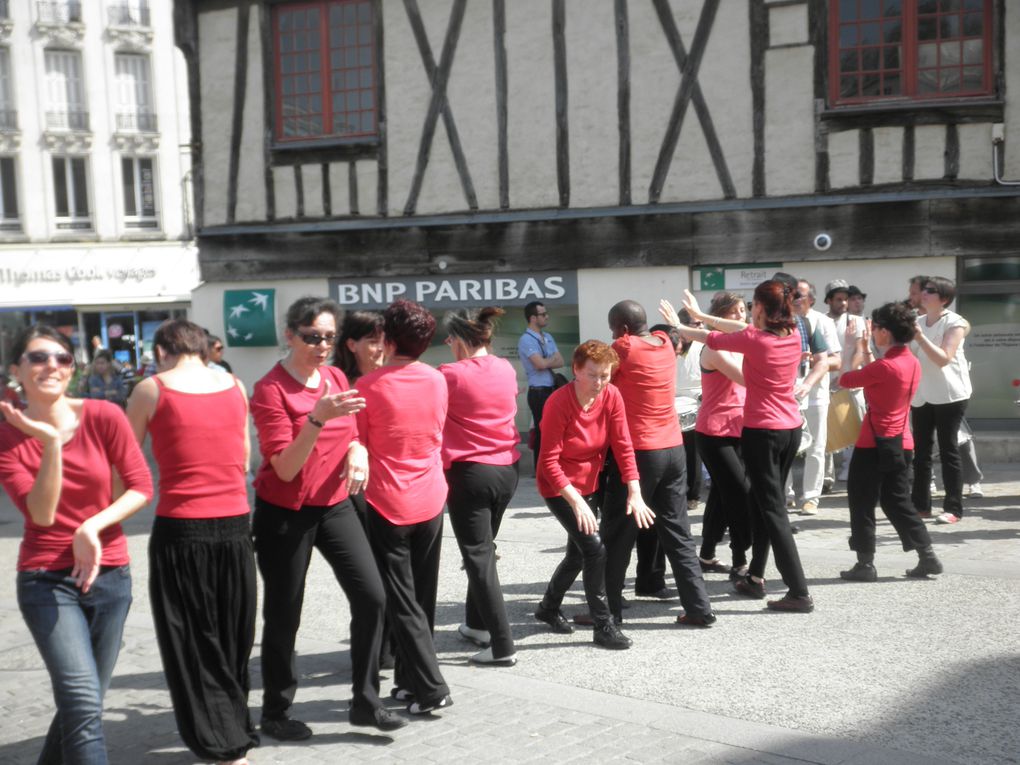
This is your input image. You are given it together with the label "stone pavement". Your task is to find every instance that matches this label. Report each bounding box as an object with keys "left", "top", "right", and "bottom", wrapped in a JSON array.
[{"left": 0, "top": 463, "right": 1017, "bottom": 764}]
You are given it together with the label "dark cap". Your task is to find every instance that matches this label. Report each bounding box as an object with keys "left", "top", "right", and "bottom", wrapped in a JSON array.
[{"left": 847, "top": 285, "right": 866, "bottom": 299}]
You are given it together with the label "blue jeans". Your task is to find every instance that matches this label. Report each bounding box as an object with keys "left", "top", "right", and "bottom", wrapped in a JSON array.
[{"left": 17, "top": 565, "right": 132, "bottom": 765}]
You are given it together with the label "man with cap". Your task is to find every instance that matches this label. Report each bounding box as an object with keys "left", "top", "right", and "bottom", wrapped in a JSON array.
[{"left": 847, "top": 285, "right": 866, "bottom": 317}]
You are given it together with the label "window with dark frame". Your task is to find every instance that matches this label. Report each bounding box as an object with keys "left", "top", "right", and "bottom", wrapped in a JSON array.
[
  {"left": 0, "top": 156, "right": 19, "bottom": 231},
  {"left": 121, "top": 155, "right": 158, "bottom": 229},
  {"left": 52, "top": 155, "right": 90, "bottom": 229},
  {"left": 272, "top": 0, "right": 377, "bottom": 143},
  {"left": 830, "top": 0, "right": 993, "bottom": 106}
]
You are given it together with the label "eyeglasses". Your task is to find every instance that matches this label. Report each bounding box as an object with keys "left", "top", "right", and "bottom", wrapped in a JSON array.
[
  {"left": 922, "top": 287, "right": 939, "bottom": 294},
  {"left": 297, "top": 332, "right": 337, "bottom": 347},
  {"left": 535, "top": 312, "right": 548, "bottom": 317},
  {"left": 23, "top": 350, "right": 75, "bottom": 367},
  {"left": 212, "top": 345, "right": 224, "bottom": 352}
]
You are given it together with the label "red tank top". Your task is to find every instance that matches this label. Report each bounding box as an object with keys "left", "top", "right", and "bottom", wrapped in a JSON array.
[
  {"left": 695, "top": 362, "right": 746, "bottom": 439},
  {"left": 149, "top": 377, "right": 250, "bottom": 519}
]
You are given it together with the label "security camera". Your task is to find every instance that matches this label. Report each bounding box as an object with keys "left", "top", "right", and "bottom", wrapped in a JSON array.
[{"left": 813, "top": 233, "right": 832, "bottom": 251}]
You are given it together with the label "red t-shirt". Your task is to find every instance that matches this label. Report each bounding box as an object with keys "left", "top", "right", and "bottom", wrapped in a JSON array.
[
  {"left": 536, "top": 383, "right": 639, "bottom": 498},
  {"left": 839, "top": 345, "right": 919, "bottom": 450},
  {"left": 251, "top": 364, "right": 357, "bottom": 510},
  {"left": 706, "top": 327, "right": 802, "bottom": 430},
  {"left": 611, "top": 332, "right": 684, "bottom": 451},
  {"left": 356, "top": 362, "right": 448, "bottom": 525},
  {"left": 439, "top": 355, "right": 520, "bottom": 469},
  {"left": 696, "top": 361, "right": 746, "bottom": 438},
  {"left": 0, "top": 400, "right": 153, "bottom": 571},
  {"left": 149, "top": 377, "right": 249, "bottom": 519}
]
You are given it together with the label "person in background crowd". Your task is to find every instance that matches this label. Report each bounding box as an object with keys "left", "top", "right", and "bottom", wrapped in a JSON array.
[
  {"left": 518, "top": 301, "right": 564, "bottom": 470},
  {"left": 440, "top": 307, "right": 520, "bottom": 666},
  {"left": 910, "top": 277, "right": 973, "bottom": 525},
  {"left": 207, "top": 335, "right": 232, "bottom": 374},
  {"left": 126, "top": 319, "right": 258, "bottom": 765},
  {"left": 824, "top": 280, "right": 866, "bottom": 485},
  {"left": 357, "top": 300, "right": 453, "bottom": 715},
  {"left": 0, "top": 325, "right": 153, "bottom": 764},
  {"left": 251, "top": 297, "right": 400, "bottom": 739},
  {"left": 838, "top": 303, "right": 943, "bottom": 582},
  {"left": 80, "top": 349, "right": 128, "bottom": 407},
  {"left": 534, "top": 340, "right": 654, "bottom": 649},
  {"left": 847, "top": 285, "right": 867, "bottom": 317},
  {"left": 674, "top": 308, "right": 705, "bottom": 509},
  {"left": 673, "top": 283, "right": 814, "bottom": 613},
  {"left": 602, "top": 301, "right": 715, "bottom": 628}
]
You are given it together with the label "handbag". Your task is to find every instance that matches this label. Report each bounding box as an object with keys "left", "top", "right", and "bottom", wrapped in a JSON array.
[
  {"left": 868, "top": 365, "right": 916, "bottom": 474},
  {"left": 553, "top": 372, "right": 570, "bottom": 390},
  {"left": 826, "top": 387, "right": 863, "bottom": 453}
]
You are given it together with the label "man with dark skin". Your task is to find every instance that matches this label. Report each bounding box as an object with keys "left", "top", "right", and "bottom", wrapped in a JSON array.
[{"left": 599, "top": 300, "right": 715, "bottom": 627}]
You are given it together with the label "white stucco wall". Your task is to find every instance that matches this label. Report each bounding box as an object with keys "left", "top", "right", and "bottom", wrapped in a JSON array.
[
  {"left": 763, "top": 46, "right": 815, "bottom": 196},
  {"left": 199, "top": 6, "right": 239, "bottom": 227},
  {"left": 576, "top": 266, "right": 691, "bottom": 343}
]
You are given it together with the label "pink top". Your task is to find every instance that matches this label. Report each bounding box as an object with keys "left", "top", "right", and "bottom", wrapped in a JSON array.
[
  {"left": 839, "top": 345, "right": 919, "bottom": 450},
  {"left": 706, "top": 327, "right": 802, "bottom": 430},
  {"left": 149, "top": 377, "right": 249, "bottom": 519},
  {"left": 536, "top": 383, "right": 639, "bottom": 498},
  {"left": 0, "top": 400, "right": 153, "bottom": 571},
  {"left": 251, "top": 364, "right": 357, "bottom": 510},
  {"left": 356, "top": 363, "right": 448, "bottom": 525},
  {"left": 696, "top": 361, "right": 746, "bottom": 438},
  {"left": 439, "top": 355, "right": 520, "bottom": 469},
  {"left": 611, "top": 332, "right": 684, "bottom": 451}
]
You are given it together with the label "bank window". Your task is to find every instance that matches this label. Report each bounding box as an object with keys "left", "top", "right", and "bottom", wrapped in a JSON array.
[
  {"left": 0, "top": 157, "right": 19, "bottom": 231},
  {"left": 830, "top": 0, "right": 993, "bottom": 105},
  {"left": 121, "top": 156, "right": 158, "bottom": 229},
  {"left": 271, "top": 0, "right": 377, "bottom": 143},
  {"left": 52, "top": 155, "right": 91, "bottom": 229}
]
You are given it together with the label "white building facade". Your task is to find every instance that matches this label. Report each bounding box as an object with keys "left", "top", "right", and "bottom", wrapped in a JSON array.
[{"left": 0, "top": 0, "right": 199, "bottom": 369}]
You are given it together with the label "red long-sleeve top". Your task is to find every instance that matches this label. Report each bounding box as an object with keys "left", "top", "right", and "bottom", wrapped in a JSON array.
[{"left": 839, "top": 345, "right": 919, "bottom": 449}]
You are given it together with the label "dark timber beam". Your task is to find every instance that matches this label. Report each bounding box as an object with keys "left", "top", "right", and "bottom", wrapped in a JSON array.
[
  {"left": 493, "top": 0, "right": 509, "bottom": 210},
  {"left": 552, "top": 0, "right": 569, "bottom": 208},
  {"left": 749, "top": 0, "right": 767, "bottom": 197},
  {"left": 226, "top": 1, "right": 250, "bottom": 224},
  {"left": 403, "top": 0, "right": 476, "bottom": 216},
  {"left": 614, "top": 0, "right": 631, "bottom": 206}
]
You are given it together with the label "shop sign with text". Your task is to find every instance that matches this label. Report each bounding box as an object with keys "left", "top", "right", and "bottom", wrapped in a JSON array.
[{"left": 329, "top": 272, "right": 577, "bottom": 310}]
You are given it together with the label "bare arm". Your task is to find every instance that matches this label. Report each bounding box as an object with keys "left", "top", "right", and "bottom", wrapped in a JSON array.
[
  {"left": 527, "top": 352, "right": 563, "bottom": 371},
  {"left": 702, "top": 347, "right": 745, "bottom": 386},
  {"left": 72, "top": 488, "right": 148, "bottom": 592},
  {"left": 914, "top": 325, "right": 965, "bottom": 368}
]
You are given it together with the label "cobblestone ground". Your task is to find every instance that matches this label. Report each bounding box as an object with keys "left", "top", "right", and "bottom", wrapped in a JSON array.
[{"left": 0, "top": 463, "right": 1016, "bottom": 765}]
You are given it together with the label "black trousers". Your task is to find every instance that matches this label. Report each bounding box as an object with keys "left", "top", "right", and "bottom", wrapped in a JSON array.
[
  {"left": 848, "top": 448, "right": 932, "bottom": 555},
  {"left": 633, "top": 527, "right": 666, "bottom": 593},
  {"left": 527, "top": 386, "right": 554, "bottom": 469},
  {"left": 602, "top": 446, "right": 712, "bottom": 620},
  {"left": 541, "top": 494, "right": 612, "bottom": 625},
  {"left": 911, "top": 400, "right": 968, "bottom": 518},
  {"left": 741, "top": 427, "right": 809, "bottom": 598},
  {"left": 253, "top": 497, "right": 386, "bottom": 719},
  {"left": 445, "top": 461, "right": 519, "bottom": 658},
  {"left": 366, "top": 509, "right": 450, "bottom": 706},
  {"left": 696, "top": 432, "right": 752, "bottom": 566},
  {"left": 685, "top": 434, "right": 703, "bottom": 502},
  {"left": 350, "top": 491, "right": 395, "bottom": 666},
  {"left": 149, "top": 515, "right": 259, "bottom": 762}
]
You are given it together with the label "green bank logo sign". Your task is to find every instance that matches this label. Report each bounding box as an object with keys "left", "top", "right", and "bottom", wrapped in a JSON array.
[{"left": 329, "top": 272, "right": 577, "bottom": 310}]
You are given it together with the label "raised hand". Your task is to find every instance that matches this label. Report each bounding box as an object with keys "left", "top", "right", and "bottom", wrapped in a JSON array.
[
  {"left": 680, "top": 288, "right": 704, "bottom": 321},
  {"left": 658, "top": 299, "right": 681, "bottom": 329},
  {"left": 0, "top": 402, "right": 60, "bottom": 443},
  {"left": 310, "top": 379, "right": 366, "bottom": 423}
]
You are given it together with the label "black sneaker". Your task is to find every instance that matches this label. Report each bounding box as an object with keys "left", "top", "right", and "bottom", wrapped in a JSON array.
[
  {"left": 840, "top": 562, "right": 878, "bottom": 582},
  {"left": 534, "top": 605, "right": 574, "bottom": 634},
  {"left": 593, "top": 621, "right": 632, "bottom": 650},
  {"left": 261, "top": 716, "right": 312, "bottom": 741},
  {"left": 349, "top": 705, "right": 407, "bottom": 731}
]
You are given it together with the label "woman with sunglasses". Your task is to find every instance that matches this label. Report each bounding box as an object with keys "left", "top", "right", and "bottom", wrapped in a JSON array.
[
  {"left": 667, "top": 282, "right": 813, "bottom": 613},
  {"left": 838, "top": 303, "right": 943, "bottom": 581},
  {"left": 0, "top": 325, "right": 152, "bottom": 763},
  {"left": 910, "top": 277, "right": 973, "bottom": 525},
  {"left": 125, "top": 319, "right": 258, "bottom": 765},
  {"left": 439, "top": 307, "right": 519, "bottom": 666},
  {"left": 250, "top": 297, "right": 402, "bottom": 739}
]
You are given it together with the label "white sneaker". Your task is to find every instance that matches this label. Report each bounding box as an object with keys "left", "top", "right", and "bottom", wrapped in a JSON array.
[
  {"left": 968, "top": 483, "right": 984, "bottom": 498},
  {"left": 929, "top": 479, "right": 938, "bottom": 496},
  {"left": 457, "top": 623, "right": 491, "bottom": 647},
  {"left": 468, "top": 647, "right": 517, "bottom": 667}
]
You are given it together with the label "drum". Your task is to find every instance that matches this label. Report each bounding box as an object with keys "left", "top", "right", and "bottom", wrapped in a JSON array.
[{"left": 674, "top": 395, "right": 700, "bottom": 432}]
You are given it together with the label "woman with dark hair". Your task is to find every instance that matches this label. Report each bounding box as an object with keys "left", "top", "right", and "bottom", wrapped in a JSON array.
[
  {"left": 910, "top": 276, "right": 973, "bottom": 525},
  {"left": 692, "top": 291, "right": 754, "bottom": 578},
  {"left": 667, "top": 282, "right": 813, "bottom": 612},
  {"left": 0, "top": 325, "right": 152, "bottom": 763},
  {"left": 838, "top": 303, "right": 943, "bottom": 581},
  {"left": 440, "top": 307, "right": 519, "bottom": 666},
  {"left": 336, "top": 310, "right": 385, "bottom": 384},
  {"left": 356, "top": 299, "right": 452, "bottom": 714},
  {"left": 126, "top": 319, "right": 258, "bottom": 764},
  {"left": 80, "top": 349, "right": 127, "bottom": 407},
  {"left": 250, "top": 297, "right": 401, "bottom": 739},
  {"left": 534, "top": 340, "right": 654, "bottom": 650}
]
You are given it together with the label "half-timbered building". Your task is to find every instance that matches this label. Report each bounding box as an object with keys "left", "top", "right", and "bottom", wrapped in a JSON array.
[{"left": 178, "top": 0, "right": 1020, "bottom": 424}]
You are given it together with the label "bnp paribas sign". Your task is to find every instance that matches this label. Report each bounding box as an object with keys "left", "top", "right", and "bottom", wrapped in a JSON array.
[{"left": 329, "top": 271, "right": 577, "bottom": 310}]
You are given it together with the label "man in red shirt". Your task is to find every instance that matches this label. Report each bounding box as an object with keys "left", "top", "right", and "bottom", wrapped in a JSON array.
[{"left": 601, "top": 300, "right": 715, "bottom": 626}]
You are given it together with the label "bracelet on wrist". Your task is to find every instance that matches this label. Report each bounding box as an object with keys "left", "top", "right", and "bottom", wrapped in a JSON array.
[{"left": 307, "top": 413, "right": 325, "bottom": 428}]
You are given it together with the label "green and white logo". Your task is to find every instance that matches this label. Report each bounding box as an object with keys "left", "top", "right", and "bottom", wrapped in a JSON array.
[{"left": 223, "top": 289, "right": 277, "bottom": 347}]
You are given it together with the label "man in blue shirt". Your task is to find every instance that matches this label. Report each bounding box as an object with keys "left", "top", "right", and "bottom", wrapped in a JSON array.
[{"left": 518, "top": 301, "right": 564, "bottom": 469}]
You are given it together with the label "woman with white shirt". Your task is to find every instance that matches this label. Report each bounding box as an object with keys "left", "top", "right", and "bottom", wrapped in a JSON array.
[{"left": 910, "top": 276, "right": 972, "bottom": 525}]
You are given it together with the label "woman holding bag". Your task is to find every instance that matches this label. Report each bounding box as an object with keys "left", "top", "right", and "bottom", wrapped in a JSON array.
[{"left": 838, "top": 303, "right": 943, "bottom": 581}]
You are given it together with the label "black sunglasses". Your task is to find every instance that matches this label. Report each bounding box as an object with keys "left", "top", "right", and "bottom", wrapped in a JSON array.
[
  {"left": 23, "top": 350, "right": 75, "bottom": 367},
  {"left": 922, "top": 286, "right": 939, "bottom": 294},
  {"left": 297, "top": 331, "right": 337, "bottom": 347}
]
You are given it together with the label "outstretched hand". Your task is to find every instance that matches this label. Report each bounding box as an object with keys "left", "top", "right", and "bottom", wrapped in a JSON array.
[
  {"left": 0, "top": 402, "right": 60, "bottom": 443},
  {"left": 310, "top": 379, "right": 366, "bottom": 424},
  {"left": 658, "top": 299, "right": 681, "bottom": 329},
  {"left": 680, "top": 289, "right": 703, "bottom": 321}
]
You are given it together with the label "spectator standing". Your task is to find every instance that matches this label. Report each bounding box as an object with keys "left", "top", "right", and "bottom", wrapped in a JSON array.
[
  {"left": 847, "top": 285, "right": 867, "bottom": 317},
  {"left": 518, "top": 301, "right": 564, "bottom": 470},
  {"left": 207, "top": 335, "right": 232, "bottom": 374},
  {"left": 824, "top": 280, "right": 865, "bottom": 484},
  {"left": 80, "top": 349, "right": 128, "bottom": 407}
]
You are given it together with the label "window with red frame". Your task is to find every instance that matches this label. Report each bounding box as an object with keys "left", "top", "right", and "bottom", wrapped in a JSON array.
[
  {"left": 272, "top": 0, "right": 377, "bottom": 142},
  {"left": 830, "top": 0, "right": 993, "bottom": 106}
]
